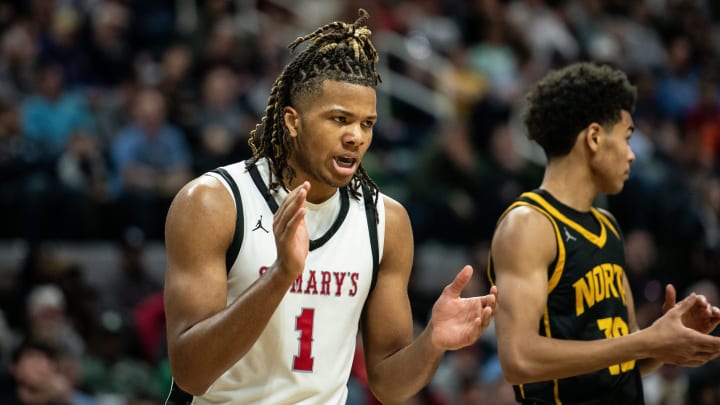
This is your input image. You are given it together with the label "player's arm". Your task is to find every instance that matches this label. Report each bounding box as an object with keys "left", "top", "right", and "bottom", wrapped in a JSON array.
[
  {"left": 164, "top": 176, "right": 309, "bottom": 395},
  {"left": 492, "top": 206, "right": 720, "bottom": 384},
  {"left": 361, "top": 196, "right": 495, "bottom": 404}
]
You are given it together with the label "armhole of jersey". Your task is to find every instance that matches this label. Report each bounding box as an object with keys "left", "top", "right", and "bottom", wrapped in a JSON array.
[
  {"left": 211, "top": 167, "right": 244, "bottom": 273},
  {"left": 362, "top": 185, "right": 380, "bottom": 293},
  {"left": 487, "top": 200, "right": 565, "bottom": 293},
  {"left": 165, "top": 380, "right": 193, "bottom": 405}
]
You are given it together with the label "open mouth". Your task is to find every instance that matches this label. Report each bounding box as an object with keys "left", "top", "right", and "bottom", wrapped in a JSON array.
[{"left": 335, "top": 156, "right": 356, "bottom": 168}]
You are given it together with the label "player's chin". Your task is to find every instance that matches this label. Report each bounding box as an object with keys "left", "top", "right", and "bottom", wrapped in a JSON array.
[{"left": 605, "top": 181, "right": 627, "bottom": 195}]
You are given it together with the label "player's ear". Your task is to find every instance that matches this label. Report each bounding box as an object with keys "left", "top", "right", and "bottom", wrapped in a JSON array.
[
  {"left": 284, "top": 106, "right": 300, "bottom": 138},
  {"left": 584, "top": 122, "right": 602, "bottom": 152}
]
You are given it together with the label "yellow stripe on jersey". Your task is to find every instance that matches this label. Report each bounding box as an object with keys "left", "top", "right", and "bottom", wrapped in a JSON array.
[
  {"left": 595, "top": 211, "right": 620, "bottom": 240},
  {"left": 487, "top": 201, "right": 566, "bottom": 293},
  {"left": 521, "top": 192, "right": 609, "bottom": 248}
]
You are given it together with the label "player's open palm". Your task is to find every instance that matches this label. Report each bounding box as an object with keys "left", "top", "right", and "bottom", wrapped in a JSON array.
[
  {"left": 273, "top": 182, "right": 310, "bottom": 278},
  {"left": 429, "top": 266, "right": 497, "bottom": 350}
]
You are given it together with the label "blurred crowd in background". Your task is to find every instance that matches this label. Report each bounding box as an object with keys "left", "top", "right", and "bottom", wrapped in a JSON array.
[{"left": 0, "top": 0, "right": 718, "bottom": 404}]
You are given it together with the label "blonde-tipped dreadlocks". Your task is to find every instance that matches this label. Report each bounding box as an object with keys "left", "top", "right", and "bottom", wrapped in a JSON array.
[{"left": 247, "top": 8, "right": 381, "bottom": 205}]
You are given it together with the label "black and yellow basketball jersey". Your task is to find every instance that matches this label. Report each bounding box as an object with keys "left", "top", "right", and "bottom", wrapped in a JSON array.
[{"left": 488, "top": 189, "right": 644, "bottom": 405}]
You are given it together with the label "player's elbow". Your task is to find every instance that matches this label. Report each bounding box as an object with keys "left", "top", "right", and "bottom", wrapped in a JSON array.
[
  {"left": 168, "top": 356, "right": 214, "bottom": 396},
  {"left": 498, "top": 351, "right": 542, "bottom": 385},
  {"left": 171, "top": 368, "right": 212, "bottom": 397},
  {"left": 366, "top": 373, "right": 413, "bottom": 404}
]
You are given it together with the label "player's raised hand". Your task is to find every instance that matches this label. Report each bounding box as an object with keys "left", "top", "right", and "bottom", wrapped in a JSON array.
[
  {"left": 662, "top": 284, "right": 720, "bottom": 335},
  {"left": 429, "top": 265, "right": 497, "bottom": 351},
  {"left": 272, "top": 181, "right": 310, "bottom": 279}
]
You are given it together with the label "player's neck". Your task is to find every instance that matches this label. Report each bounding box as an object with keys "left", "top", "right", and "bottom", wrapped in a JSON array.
[
  {"left": 540, "top": 158, "right": 597, "bottom": 212},
  {"left": 286, "top": 175, "right": 338, "bottom": 204}
]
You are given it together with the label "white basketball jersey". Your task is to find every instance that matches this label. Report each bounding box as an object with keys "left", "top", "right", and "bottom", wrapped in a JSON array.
[{"left": 180, "top": 158, "right": 385, "bottom": 405}]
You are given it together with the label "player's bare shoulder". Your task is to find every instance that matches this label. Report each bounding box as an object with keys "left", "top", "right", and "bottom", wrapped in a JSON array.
[
  {"left": 491, "top": 204, "right": 557, "bottom": 266},
  {"left": 380, "top": 194, "right": 411, "bottom": 236},
  {"left": 165, "top": 174, "right": 236, "bottom": 247}
]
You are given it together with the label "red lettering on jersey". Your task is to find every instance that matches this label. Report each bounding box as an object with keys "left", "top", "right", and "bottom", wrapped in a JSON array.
[
  {"left": 259, "top": 266, "right": 269, "bottom": 276},
  {"left": 304, "top": 270, "right": 319, "bottom": 295},
  {"left": 333, "top": 272, "right": 346, "bottom": 296},
  {"left": 320, "top": 271, "right": 332, "bottom": 296},
  {"left": 349, "top": 273, "right": 359, "bottom": 296},
  {"left": 290, "top": 274, "right": 303, "bottom": 293}
]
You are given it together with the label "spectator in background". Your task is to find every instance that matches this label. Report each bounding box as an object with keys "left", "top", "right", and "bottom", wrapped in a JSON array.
[
  {"left": 21, "top": 62, "right": 93, "bottom": 155},
  {"left": 81, "top": 311, "right": 159, "bottom": 404},
  {"left": 684, "top": 74, "right": 720, "bottom": 168},
  {"left": 157, "top": 43, "right": 197, "bottom": 138},
  {"left": 193, "top": 65, "right": 253, "bottom": 174},
  {"left": 38, "top": 6, "right": 89, "bottom": 89},
  {"left": 100, "top": 226, "right": 162, "bottom": 328},
  {"left": 110, "top": 87, "right": 192, "bottom": 238},
  {"left": 24, "top": 284, "right": 84, "bottom": 358},
  {"left": 0, "top": 24, "right": 37, "bottom": 104},
  {"left": 83, "top": 1, "right": 133, "bottom": 88},
  {"left": 0, "top": 340, "right": 95, "bottom": 405},
  {"left": 0, "top": 101, "right": 52, "bottom": 238},
  {"left": 55, "top": 129, "right": 111, "bottom": 237},
  {"left": 655, "top": 33, "right": 700, "bottom": 121},
  {"left": 18, "top": 60, "right": 103, "bottom": 239}
]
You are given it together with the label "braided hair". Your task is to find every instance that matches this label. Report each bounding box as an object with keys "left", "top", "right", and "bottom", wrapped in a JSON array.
[{"left": 247, "top": 9, "right": 381, "bottom": 205}]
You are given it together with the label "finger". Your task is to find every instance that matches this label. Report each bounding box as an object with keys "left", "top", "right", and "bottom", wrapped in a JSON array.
[
  {"left": 274, "top": 183, "right": 309, "bottom": 230},
  {"left": 671, "top": 293, "right": 700, "bottom": 316},
  {"left": 443, "top": 265, "right": 473, "bottom": 298},
  {"left": 277, "top": 181, "right": 309, "bottom": 215},
  {"left": 279, "top": 194, "right": 307, "bottom": 239},
  {"left": 480, "top": 291, "right": 497, "bottom": 310},
  {"left": 475, "top": 306, "right": 494, "bottom": 331},
  {"left": 663, "top": 284, "right": 677, "bottom": 314}
]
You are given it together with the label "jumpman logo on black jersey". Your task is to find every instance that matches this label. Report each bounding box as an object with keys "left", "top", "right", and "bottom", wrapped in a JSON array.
[
  {"left": 563, "top": 226, "right": 577, "bottom": 242},
  {"left": 252, "top": 215, "right": 269, "bottom": 233}
]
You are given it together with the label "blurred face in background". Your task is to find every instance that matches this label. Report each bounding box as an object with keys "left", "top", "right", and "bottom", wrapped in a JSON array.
[{"left": 133, "top": 89, "right": 167, "bottom": 134}]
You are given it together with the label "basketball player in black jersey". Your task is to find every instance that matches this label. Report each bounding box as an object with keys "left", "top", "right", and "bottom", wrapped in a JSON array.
[{"left": 488, "top": 62, "right": 720, "bottom": 404}]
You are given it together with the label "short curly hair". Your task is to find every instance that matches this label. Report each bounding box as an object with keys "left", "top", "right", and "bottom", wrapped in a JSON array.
[{"left": 523, "top": 62, "right": 637, "bottom": 158}]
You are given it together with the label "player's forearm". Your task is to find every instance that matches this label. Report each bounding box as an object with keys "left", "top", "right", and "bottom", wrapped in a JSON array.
[
  {"left": 499, "top": 329, "right": 653, "bottom": 384},
  {"left": 366, "top": 327, "right": 445, "bottom": 404},
  {"left": 169, "top": 265, "right": 296, "bottom": 394}
]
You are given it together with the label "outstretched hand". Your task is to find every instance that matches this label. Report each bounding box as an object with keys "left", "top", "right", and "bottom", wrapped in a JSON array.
[
  {"left": 429, "top": 266, "right": 497, "bottom": 351},
  {"left": 662, "top": 284, "right": 720, "bottom": 335}
]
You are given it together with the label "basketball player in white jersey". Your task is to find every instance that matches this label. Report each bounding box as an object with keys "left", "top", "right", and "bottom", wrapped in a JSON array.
[{"left": 162, "top": 9, "right": 498, "bottom": 405}]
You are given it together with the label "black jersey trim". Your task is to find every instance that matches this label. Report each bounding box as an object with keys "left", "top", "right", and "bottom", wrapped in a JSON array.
[
  {"left": 362, "top": 184, "right": 380, "bottom": 292},
  {"left": 308, "top": 187, "right": 350, "bottom": 251},
  {"left": 212, "top": 167, "right": 244, "bottom": 273},
  {"left": 249, "top": 163, "right": 279, "bottom": 212},
  {"left": 165, "top": 381, "right": 193, "bottom": 405},
  {"left": 248, "top": 163, "right": 352, "bottom": 251}
]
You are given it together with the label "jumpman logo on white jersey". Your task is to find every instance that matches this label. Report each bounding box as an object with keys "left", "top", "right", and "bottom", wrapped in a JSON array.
[{"left": 252, "top": 215, "right": 269, "bottom": 233}]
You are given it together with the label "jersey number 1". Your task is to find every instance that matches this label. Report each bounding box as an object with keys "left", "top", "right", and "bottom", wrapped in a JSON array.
[{"left": 293, "top": 308, "right": 315, "bottom": 372}]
